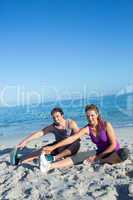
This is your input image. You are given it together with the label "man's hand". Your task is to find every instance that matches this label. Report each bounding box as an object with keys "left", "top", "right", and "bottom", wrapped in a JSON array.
[
  {"left": 42, "top": 146, "right": 55, "bottom": 155},
  {"left": 17, "top": 140, "right": 27, "bottom": 149}
]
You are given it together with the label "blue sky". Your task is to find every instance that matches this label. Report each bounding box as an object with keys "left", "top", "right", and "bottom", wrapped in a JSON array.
[{"left": 0, "top": 0, "right": 133, "bottom": 105}]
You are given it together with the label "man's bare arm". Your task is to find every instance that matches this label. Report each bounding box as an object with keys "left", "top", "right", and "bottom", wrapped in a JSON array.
[
  {"left": 70, "top": 120, "right": 80, "bottom": 133},
  {"left": 17, "top": 124, "right": 53, "bottom": 148}
]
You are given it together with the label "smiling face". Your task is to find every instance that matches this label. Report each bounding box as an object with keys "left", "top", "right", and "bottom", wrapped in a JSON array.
[
  {"left": 86, "top": 109, "right": 99, "bottom": 126},
  {"left": 52, "top": 111, "right": 64, "bottom": 125}
]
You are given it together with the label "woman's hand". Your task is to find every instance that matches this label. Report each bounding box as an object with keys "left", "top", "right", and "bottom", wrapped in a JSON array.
[
  {"left": 83, "top": 155, "right": 97, "bottom": 165},
  {"left": 42, "top": 146, "right": 55, "bottom": 155}
]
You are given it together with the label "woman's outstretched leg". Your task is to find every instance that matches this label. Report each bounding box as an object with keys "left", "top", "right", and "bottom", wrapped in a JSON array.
[{"left": 41, "top": 157, "right": 74, "bottom": 173}]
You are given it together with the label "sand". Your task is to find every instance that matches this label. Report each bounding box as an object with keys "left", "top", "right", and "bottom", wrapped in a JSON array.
[{"left": 0, "top": 127, "right": 133, "bottom": 200}]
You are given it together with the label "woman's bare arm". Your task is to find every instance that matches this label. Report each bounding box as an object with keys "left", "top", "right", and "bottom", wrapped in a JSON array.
[{"left": 42, "top": 126, "right": 88, "bottom": 154}]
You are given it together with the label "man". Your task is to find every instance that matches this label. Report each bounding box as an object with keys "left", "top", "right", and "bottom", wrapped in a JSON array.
[{"left": 17, "top": 107, "right": 80, "bottom": 163}]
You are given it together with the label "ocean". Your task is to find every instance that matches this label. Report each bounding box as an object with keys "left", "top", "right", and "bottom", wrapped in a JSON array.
[{"left": 0, "top": 93, "right": 133, "bottom": 142}]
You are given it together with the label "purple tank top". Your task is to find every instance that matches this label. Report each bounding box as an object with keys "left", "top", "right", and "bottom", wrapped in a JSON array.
[{"left": 88, "top": 125, "right": 120, "bottom": 153}]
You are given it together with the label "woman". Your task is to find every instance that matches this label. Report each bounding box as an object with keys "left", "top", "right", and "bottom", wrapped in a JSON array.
[{"left": 40, "top": 104, "right": 129, "bottom": 173}]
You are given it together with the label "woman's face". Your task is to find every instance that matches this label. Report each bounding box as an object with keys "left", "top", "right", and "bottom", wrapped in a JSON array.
[{"left": 86, "top": 109, "right": 98, "bottom": 125}]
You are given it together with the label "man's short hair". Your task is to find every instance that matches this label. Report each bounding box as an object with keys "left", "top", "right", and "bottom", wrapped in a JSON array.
[{"left": 51, "top": 107, "right": 64, "bottom": 116}]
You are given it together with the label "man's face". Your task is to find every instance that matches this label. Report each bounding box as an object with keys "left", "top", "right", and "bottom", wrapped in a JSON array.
[{"left": 52, "top": 112, "right": 64, "bottom": 125}]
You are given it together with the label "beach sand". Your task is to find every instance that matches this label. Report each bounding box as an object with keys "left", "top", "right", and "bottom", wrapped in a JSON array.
[{"left": 0, "top": 127, "right": 133, "bottom": 200}]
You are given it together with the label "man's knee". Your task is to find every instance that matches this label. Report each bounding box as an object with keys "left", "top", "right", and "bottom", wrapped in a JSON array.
[{"left": 67, "top": 141, "right": 80, "bottom": 155}]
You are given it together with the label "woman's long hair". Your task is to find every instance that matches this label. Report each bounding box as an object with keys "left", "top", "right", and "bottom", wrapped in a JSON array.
[{"left": 85, "top": 104, "right": 106, "bottom": 131}]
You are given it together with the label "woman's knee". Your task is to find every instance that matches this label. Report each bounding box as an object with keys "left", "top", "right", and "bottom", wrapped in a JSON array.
[{"left": 117, "top": 147, "right": 129, "bottom": 161}]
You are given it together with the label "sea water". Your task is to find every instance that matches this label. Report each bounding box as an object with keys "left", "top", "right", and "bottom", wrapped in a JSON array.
[{"left": 0, "top": 93, "right": 133, "bottom": 142}]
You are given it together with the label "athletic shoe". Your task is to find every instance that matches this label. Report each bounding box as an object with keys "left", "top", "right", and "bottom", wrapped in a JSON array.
[
  {"left": 46, "top": 154, "right": 54, "bottom": 162},
  {"left": 10, "top": 147, "right": 20, "bottom": 165},
  {"left": 39, "top": 154, "right": 51, "bottom": 173}
]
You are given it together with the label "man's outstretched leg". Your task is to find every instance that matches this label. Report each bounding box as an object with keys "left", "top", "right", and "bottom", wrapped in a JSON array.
[{"left": 20, "top": 148, "right": 42, "bottom": 163}]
